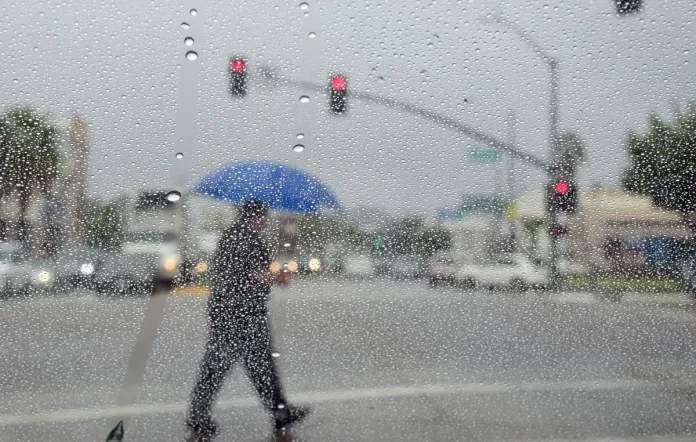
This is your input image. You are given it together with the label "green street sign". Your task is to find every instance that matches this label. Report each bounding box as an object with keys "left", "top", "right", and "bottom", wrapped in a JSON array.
[
  {"left": 470, "top": 150, "right": 502, "bottom": 162},
  {"left": 374, "top": 237, "right": 385, "bottom": 249}
]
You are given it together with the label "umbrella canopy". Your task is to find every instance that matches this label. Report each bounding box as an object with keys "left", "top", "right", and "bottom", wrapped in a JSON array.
[{"left": 195, "top": 161, "right": 341, "bottom": 215}]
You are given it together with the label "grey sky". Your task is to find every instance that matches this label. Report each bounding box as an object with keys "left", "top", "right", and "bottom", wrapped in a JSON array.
[{"left": 2, "top": 0, "right": 695, "bottom": 216}]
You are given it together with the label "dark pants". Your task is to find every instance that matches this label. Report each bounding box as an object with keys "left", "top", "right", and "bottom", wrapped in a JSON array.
[{"left": 188, "top": 305, "right": 286, "bottom": 422}]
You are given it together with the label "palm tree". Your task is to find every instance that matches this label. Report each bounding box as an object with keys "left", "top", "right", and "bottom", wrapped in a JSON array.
[{"left": 0, "top": 107, "right": 60, "bottom": 247}]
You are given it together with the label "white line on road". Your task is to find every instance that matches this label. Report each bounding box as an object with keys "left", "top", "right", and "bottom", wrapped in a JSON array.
[
  {"left": 526, "top": 437, "right": 696, "bottom": 442},
  {"left": 0, "top": 379, "right": 677, "bottom": 428}
]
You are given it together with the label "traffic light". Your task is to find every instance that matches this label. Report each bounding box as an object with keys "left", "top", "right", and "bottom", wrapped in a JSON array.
[
  {"left": 329, "top": 75, "right": 347, "bottom": 114},
  {"left": 546, "top": 180, "right": 578, "bottom": 213},
  {"left": 616, "top": 0, "right": 641, "bottom": 14},
  {"left": 229, "top": 57, "right": 247, "bottom": 96}
]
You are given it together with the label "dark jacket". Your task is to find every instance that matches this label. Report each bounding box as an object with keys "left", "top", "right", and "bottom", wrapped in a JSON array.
[{"left": 209, "top": 221, "right": 271, "bottom": 316}]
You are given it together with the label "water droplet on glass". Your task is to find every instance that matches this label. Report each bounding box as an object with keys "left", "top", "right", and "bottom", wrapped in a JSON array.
[
  {"left": 308, "top": 32, "right": 316, "bottom": 38},
  {"left": 190, "top": 9, "right": 197, "bottom": 16},
  {"left": 181, "top": 22, "right": 190, "bottom": 29},
  {"left": 186, "top": 51, "right": 198, "bottom": 61},
  {"left": 176, "top": 152, "right": 184, "bottom": 159},
  {"left": 277, "top": 403, "right": 286, "bottom": 409},
  {"left": 271, "top": 351, "right": 281, "bottom": 358},
  {"left": 282, "top": 263, "right": 289, "bottom": 272},
  {"left": 184, "top": 37, "right": 194, "bottom": 46},
  {"left": 166, "top": 191, "right": 181, "bottom": 202},
  {"left": 299, "top": 2, "right": 309, "bottom": 10},
  {"left": 299, "top": 96, "right": 309, "bottom": 103},
  {"left": 293, "top": 144, "right": 305, "bottom": 152},
  {"left": 304, "top": 11, "right": 309, "bottom": 17},
  {"left": 283, "top": 243, "right": 291, "bottom": 248},
  {"left": 296, "top": 133, "right": 304, "bottom": 139}
]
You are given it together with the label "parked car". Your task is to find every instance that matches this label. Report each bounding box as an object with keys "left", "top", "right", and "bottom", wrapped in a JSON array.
[
  {"left": 26, "top": 249, "right": 107, "bottom": 295},
  {"left": 342, "top": 254, "right": 375, "bottom": 279},
  {"left": 427, "top": 252, "right": 462, "bottom": 286},
  {"left": 457, "top": 253, "right": 550, "bottom": 290},
  {"left": 94, "top": 252, "right": 158, "bottom": 296},
  {"left": 382, "top": 255, "right": 425, "bottom": 279}
]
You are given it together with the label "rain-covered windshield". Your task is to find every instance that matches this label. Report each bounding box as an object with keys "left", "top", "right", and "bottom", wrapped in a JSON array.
[{"left": 1, "top": 0, "right": 696, "bottom": 441}]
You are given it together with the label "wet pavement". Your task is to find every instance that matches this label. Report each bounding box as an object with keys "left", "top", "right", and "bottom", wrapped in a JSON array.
[{"left": 1, "top": 279, "right": 695, "bottom": 441}]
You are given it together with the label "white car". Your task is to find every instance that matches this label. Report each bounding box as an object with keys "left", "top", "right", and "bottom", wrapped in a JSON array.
[
  {"left": 342, "top": 254, "right": 374, "bottom": 278},
  {"left": 427, "top": 253, "right": 463, "bottom": 286},
  {"left": 457, "top": 254, "right": 549, "bottom": 290}
]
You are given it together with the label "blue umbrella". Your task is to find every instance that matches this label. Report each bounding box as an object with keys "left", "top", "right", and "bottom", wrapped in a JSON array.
[{"left": 195, "top": 161, "right": 341, "bottom": 215}]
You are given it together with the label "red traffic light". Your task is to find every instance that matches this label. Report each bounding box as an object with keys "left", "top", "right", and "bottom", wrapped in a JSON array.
[
  {"left": 331, "top": 76, "right": 346, "bottom": 91},
  {"left": 554, "top": 181, "right": 570, "bottom": 195},
  {"left": 231, "top": 59, "right": 246, "bottom": 73}
]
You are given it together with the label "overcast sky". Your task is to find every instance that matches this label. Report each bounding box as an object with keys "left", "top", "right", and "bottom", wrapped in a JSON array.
[{"left": 1, "top": 0, "right": 695, "bottom": 216}]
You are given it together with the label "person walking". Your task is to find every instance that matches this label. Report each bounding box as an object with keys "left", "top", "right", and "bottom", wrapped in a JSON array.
[{"left": 186, "top": 200, "right": 309, "bottom": 438}]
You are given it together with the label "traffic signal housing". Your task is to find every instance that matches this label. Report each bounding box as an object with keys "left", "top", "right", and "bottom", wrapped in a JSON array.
[
  {"left": 616, "top": 0, "right": 641, "bottom": 14},
  {"left": 329, "top": 75, "right": 347, "bottom": 114},
  {"left": 229, "top": 57, "right": 247, "bottom": 96},
  {"left": 546, "top": 180, "right": 578, "bottom": 213}
]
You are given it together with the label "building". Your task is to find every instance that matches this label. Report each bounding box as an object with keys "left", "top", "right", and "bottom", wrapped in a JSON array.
[{"left": 513, "top": 188, "right": 691, "bottom": 275}]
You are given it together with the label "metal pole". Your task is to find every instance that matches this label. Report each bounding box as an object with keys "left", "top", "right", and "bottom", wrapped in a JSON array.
[{"left": 548, "top": 58, "right": 561, "bottom": 289}]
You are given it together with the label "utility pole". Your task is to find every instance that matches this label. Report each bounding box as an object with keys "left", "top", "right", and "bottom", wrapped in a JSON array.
[{"left": 506, "top": 111, "right": 517, "bottom": 203}]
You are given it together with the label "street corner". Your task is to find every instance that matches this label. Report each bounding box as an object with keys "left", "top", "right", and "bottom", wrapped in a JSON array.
[{"left": 170, "top": 285, "right": 211, "bottom": 297}]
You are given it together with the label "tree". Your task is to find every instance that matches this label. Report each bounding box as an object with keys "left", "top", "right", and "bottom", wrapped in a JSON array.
[
  {"left": 0, "top": 107, "right": 60, "bottom": 246},
  {"left": 622, "top": 104, "right": 696, "bottom": 222},
  {"left": 84, "top": 200, "right": 126, "bottom": 251},
  {"left": 622, "top": 105, "right": 696, "bottom": 294}
]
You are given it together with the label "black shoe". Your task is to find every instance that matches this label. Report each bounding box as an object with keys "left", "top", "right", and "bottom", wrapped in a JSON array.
[
  {"left": 186, "top": 417, "right": 218, "bottom": 438},
  {"left": 273, "top": 404, "right": 311, "bottom": 431}
]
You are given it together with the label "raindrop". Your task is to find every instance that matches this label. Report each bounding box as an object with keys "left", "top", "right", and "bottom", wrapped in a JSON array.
[
  {"left": 186, "top": 51, "right": 198, "bottom": 61},
  {"left": 166, "top": 191, "right": 181, "bottom": 202},
  {"left": 304, "top": 12, "right": 309, "bottom": 17},
  {"left": 181, "top": 22, "right": 190, "bottom": 29},
  {"left": 184, "top": 37, "right": 194, "bottom": 46},
  {"left": 176, "top": 152, "right": 184, "bottom": 159},
  {"left": 271, "top": 351, "right": 281, "bottom": 358},
  {"left": 283, "top": 243, "right": 291, "bottom": 247},
  {"left": 299, "top": 2, "right": 308, "bottom": 10},
  {"left": 277, "top": 403, "right": 286, "bottom": 409},
  {"left": 282, "top": 263, "right": 289, "bottom": 272},
  {"left": 293, "top": 144, "right": 305, "bottom": 153},
  {"left": 190, "top": 9, "right": 197, "bottom": 16},
  {"left": 296, "top": 133, "right": 304, "bottom": 139},
  {"left": 299, "top": 96, "right": 309, "bottom": 103},
  {"left": 308, "top": 32, "right": 316, "bottom": 38}
]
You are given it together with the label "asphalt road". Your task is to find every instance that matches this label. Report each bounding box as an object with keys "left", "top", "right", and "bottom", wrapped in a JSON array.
[{"left": 1, "top": 279, "right": 696, "bottom": 441}]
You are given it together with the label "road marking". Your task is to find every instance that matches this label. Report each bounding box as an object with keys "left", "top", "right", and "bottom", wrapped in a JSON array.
[
  {"left": 0, "top": 379, "right": 677, "bottom": 427},
  {"left": 550, "top": 292, "right": 597, "bottom": 304},
  {"left": 527, "top": 436, "right": 696, "bottom": 442}
]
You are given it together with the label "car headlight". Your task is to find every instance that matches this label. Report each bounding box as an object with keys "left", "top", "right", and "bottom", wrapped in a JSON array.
[
  {"left": 270, "top": 261, "right": 281, "bottom": 274},
  {"left": 80, "top": 263, "right": 94, "bottom": 275},
  {"left": 37, "top": 270, "right": 52, "bottom": 283},
  {"left": 195, "top": 261, "right": 208, "bottom": 273},
  {"left": 308, "top": 258, "right": 321, "bottom": 272},
  {"left": 162, "top": 258, "right": 178, "bottom": 272},
  {"left": 287, "top": 261, "right": 298, "bottom": 273}
]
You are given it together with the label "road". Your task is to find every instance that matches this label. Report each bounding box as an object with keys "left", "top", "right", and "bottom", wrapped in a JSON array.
[{"left": 1, "top": 279, "right": 695, "bottom": 441}]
